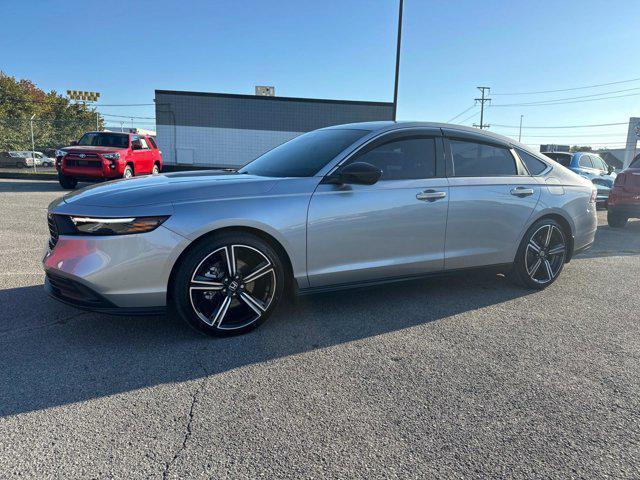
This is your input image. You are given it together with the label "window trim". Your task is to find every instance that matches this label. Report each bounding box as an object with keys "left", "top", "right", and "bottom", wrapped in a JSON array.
[
  {"left": 443, "top": 136, "right": 525, "bottom": 178},
  {"left": 326, "top": 128, "right": 446, "bottom": 180}
]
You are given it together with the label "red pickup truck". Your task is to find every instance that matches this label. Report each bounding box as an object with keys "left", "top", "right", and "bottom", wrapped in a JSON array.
[{"left": 55, "top": 131, "right": 163, "bottom": 189}]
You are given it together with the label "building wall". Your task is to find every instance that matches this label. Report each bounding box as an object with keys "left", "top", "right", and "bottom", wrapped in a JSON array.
[{"left": 155, "top": 90, "right": 394, "bottom": 167}]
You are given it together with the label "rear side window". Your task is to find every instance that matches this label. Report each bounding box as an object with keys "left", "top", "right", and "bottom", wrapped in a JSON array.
[
  {"left": 147, "top": 137, "right": 158, "bottom": 149},
  {"left": 578, "top": 155, "right": 593, "bottom": 168},
  {"left": 450, "top": 140, "right": 517, "bottom": 177},
  {"left": 516, "top": 148, "right": 548, "bottom": 175},
  {"left": 354, "top": 137, "right": 436, "bottom": 180}
]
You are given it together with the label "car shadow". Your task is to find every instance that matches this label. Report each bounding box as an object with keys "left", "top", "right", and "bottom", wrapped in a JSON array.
[
  {"left": 0, "top": 271, "right": 532, "bottom": 417},
  {"left": 0, "top": 179, "right": 90, "bottom": 193},
  {"left": 577, "top": 218, "right": 640, "bottom": 259}
]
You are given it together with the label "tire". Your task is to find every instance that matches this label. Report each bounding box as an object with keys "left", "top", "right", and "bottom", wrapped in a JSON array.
[
  {"left": 509, "top": 218, "right": 568, "bottom": 290},
  {"left": 172, "top": 232, "right": 285, "bottom": 336},
  {"left": 58, "top": 173, "right": 78, "bottom": 189},
  {"left": 16, "top": 161, "right": 24, "bottom": 169},
  {"left": 152, "top": 163, "right": 160, "bottom": 175},
  {"left": 123, "top": 165, "right": 134, "bottom": 179},
  {"left": 607, "top": 212, "right": 628, "bottom": 229}
]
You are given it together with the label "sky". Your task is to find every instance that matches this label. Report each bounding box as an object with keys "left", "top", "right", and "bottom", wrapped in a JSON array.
[{"left": 1, "top": 0, "right": 638, "bottom": 148}]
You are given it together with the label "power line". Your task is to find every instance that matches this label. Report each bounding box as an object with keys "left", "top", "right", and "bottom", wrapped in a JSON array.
[
  {"left": 447, "top": 105, "right": 476, "bottom": 123},
  {"left": 101, "top": 113, "right": 156, "bottom": 119},
  {"left": 491, "top": 121, "right": 628, "bottom": 129},
  {"left": 491, "top": 91, "right": 640, "bottom": 107},
  {"left": 458, "top": 110, "right": 480, "bottom": 124},
  {"left": 492, "top": 76, "right": 640, "bottom": 95}
]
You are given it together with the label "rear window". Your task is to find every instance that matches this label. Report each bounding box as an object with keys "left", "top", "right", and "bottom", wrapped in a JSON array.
[
  {"left": 450, "top": 140, "right": 517, "bottom": 177},
  {"left": 516, "top": 148, "right": 549, "bottom": 175},
  {"left": 542, "top": 152, "right": 572, "bottom": 167}
]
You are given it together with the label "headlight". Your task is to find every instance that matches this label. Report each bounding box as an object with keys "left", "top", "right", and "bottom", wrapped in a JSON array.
[
  {"left": 69, "top": 216, "right": 169, "bottom": 235},
  {"left": 55, "top": 149, "right": 68, "bottom": 157},
  {"left": 102, "top": 153, "right": 120, "bottom": 160}
]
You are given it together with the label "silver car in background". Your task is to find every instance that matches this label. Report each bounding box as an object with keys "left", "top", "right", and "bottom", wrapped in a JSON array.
[{"left": 44, "top": 122, "right": 598, "bottom": 335}]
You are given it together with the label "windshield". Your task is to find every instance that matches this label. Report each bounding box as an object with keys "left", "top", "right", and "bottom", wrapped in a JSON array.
[
  {"left": 542, "top": 152, "right": 572, "bottom": 167},
  {"left": 78, "top": 132, "right": 129, "bottom": 148},
  {"left": 238, "top": 129, "right": 370, "bottom": 177}
]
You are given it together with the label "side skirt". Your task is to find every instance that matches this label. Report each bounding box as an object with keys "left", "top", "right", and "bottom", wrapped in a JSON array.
[{"left": 297, "top": 263, "right": 513, "bottom": 296}]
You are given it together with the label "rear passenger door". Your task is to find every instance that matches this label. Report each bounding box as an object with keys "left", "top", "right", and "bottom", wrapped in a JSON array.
[{"left": 442, "top": 130, "right": 541, "bottom": 270}]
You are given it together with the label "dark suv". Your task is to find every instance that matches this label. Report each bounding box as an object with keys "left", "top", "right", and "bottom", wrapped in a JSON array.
[{"left": 56, "top": 131, "right": 163, "bottom": 189}]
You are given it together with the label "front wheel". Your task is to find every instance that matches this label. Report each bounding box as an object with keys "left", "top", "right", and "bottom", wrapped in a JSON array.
[
  {"left": 123, "top": 165, "right": 134, "bottom": 179},
  {"left": 172, "top": 232, "right": 285, "bottom": 336},
  {"left": 58, "top": 173, "right": 78, "bottom": 189},
  {"left": 607, "top": 212, "right": 628, "bottom": 229},
  {"left": 510, "top": 218, "right": 568, "bottom": 290}
]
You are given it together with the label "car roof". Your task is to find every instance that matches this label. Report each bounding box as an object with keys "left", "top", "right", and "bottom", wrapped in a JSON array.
[{"left": 323, "top": 121, "right": 528, "bottom": 148}]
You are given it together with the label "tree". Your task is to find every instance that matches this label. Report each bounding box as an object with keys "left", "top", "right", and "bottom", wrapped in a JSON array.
[
  {"left": 0, "top": 72, "right": 103, "bottom": 151},
  {"left": 570, "top": 145, "right": 593, "bottom": 153}
]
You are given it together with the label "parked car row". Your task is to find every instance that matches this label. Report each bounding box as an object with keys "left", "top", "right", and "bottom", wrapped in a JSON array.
[
  {"left": 55, "top": 131, "right": 163, "bottom": 189},
  {"left": 0, "top": 151, "right": 55, "bottom": 168},
  {"left": 541, "top": 151, "right": 616, "bottom": 209}
]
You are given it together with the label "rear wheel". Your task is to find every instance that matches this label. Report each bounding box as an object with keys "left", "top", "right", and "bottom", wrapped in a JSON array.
[
  {"left": 172, "top": 232, "right": 285, "bottom": 336},
  {"left": 123, "top": 165, "right": 134, "bottom": 179},
  {"left": 510, "top": 218, "right": 568, "bottom": 290},
  {"left": 15, "top": 161, "right": 24, "bottom": 169},
  {"left": 152, "top": 163, "right": 160, "bottom": 175},
  {"left": 607, "top": 212, "right": 628, "bottom": 228},
  {"left": 58, "top": 173, "right": 78, "bottom": 189}
]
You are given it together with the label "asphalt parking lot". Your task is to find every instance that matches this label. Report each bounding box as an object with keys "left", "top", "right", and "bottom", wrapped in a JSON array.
[{"left": 0, "top": 179, "right": 639, "bottom": 479}]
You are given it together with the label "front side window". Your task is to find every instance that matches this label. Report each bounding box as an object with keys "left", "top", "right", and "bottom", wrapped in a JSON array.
[
  {"left": 239, "top": 128, "right": 369, "bottom": 177},
  {"left": 516, "top": 148, "right": 548, "bottom": 175},
  {"left": 78, "top": 132, "right": 129, "bottom": 148},
  {"left": 350, "top": 137, "right": 436, "bottom": 180},
  {"left": 578, "top": 155, "right": 593, "bottom": 168},
  {"left": 591, "top": 156, "right": 607, "bottom": 171},
  {"left": 450, "top": 140, "right": 517, "bottom": 177}
]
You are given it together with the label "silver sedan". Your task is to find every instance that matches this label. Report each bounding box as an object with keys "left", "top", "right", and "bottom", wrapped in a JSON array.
[{"left": 44, "top": 122, "right": 598, "bottom": 335}]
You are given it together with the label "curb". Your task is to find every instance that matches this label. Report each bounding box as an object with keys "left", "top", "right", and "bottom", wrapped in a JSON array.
[{"left": 0, "top": 172, "right": 58, "bottom": 181}]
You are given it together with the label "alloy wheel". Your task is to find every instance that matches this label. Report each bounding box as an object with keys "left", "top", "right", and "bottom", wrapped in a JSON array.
[
  {"left": 524, "top": 224, "right": 566, "bottom": 285},
  {"left": 188, "top": 244, "right": 276, "bottom": 330}
]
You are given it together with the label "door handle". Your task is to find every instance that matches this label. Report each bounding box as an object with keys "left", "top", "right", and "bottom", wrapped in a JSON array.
[
  {"left": 510, "top": 187, "right": 535, "bottom": 197},
  {"left": 416, "top": 190, "right": 447, "bottom": 201}
]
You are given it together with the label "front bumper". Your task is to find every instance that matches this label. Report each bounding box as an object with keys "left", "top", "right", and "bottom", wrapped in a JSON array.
[{"left": 43, "top": 225, "right": 190, "bottom": 310}]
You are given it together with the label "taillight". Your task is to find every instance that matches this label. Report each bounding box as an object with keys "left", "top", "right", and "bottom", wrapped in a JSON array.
[{"left": 590, "top": 189, "right": 597, "bottom": 203}]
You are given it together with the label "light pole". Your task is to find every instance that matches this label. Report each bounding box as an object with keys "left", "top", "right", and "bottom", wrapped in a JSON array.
[
  {"left": 30, "top": 114, "right": 37, "bottom": 173},
  {"left": 392, "top": 0, "right": 403, "bottom": 121},
  {"left": 518, "top": 115, "right": 523, "bottom": 142}
]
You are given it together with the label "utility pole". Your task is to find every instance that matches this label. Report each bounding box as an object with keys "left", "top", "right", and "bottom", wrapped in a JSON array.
[
  {"left": 518, "top": 115, "right": 523, "bottom": 142},
  {"left": 96, "top": 112, "right": 100, "bottom": 131},
  {"left": 473, "top": 86, "right": 491, "bottom": 129},
  {"left": 30, "top": 114, "right": 37, "bottom": 173},
  {"left": 120, "top": 121, "right": 124, "bottom": 133},
  {"left": 392, "top": 0, "right": 403, "bottom": 121}
]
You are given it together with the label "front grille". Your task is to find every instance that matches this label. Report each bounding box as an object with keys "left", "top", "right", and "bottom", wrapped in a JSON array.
[
  {"left": 65, "top": 159, "right": 102, "bottom": 168},
  {"left": 47, "top": 214, "right": 59, "bottom": 249},
  {"left": 67, "top": 153, "right": 98, "bottom": 158}
]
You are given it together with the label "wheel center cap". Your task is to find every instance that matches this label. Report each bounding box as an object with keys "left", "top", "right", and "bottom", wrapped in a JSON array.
[{"left": 540, "top": 251, "right": 546, "bottom": 258}]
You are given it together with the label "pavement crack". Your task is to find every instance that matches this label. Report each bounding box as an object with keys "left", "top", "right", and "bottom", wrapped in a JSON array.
[{"left": 162, "top": 360, "right": 209, "bottom": 479}]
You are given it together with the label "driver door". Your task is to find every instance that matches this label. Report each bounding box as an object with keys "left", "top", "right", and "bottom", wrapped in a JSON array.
[{"left": 306, "top": 129, "right": 449, "bottom": 287}]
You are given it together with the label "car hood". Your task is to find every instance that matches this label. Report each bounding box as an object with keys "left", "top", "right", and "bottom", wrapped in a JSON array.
[
  {"left": 62, "top": 170, "right": 281, "bottom": 208},
  {"left": 61, "top": 146, "right": 126, "bottom": 154}
]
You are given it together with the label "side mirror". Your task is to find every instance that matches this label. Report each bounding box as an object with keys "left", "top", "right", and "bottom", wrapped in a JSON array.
[
  {"left": 70, "top": 140, "right": 78, "bottom": 146},
  {"left": 324, "top": 162, "right": 382, "bottom": 185},
  {"left": 607, "top": 165, "right": 615, "bottom": 174}
]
